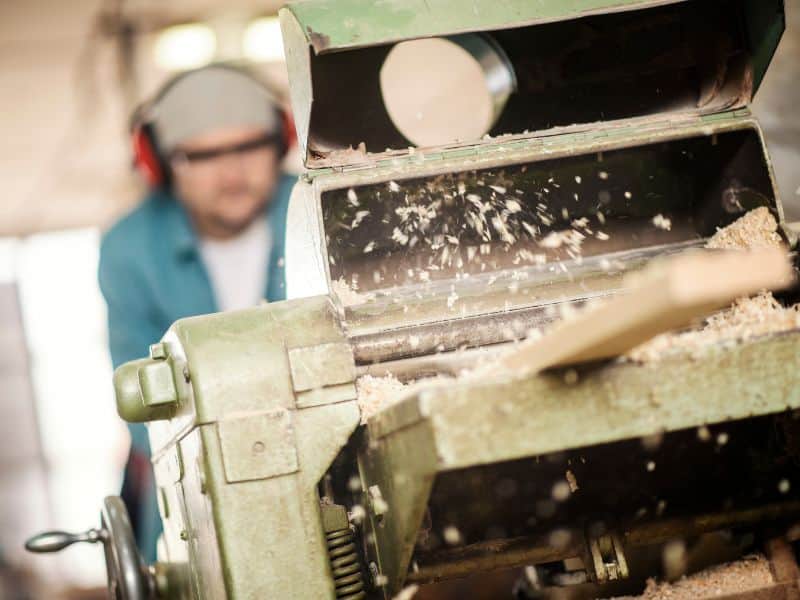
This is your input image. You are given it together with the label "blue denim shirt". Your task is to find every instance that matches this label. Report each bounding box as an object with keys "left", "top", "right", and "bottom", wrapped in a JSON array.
[{"left": 98, "top": 174, "right": 295, "bottom": 561}]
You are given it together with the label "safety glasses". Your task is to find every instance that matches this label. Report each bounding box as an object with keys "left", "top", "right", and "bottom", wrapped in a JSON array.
[{"left": 170, "top": 134, "right": 280, "bottom": 166}]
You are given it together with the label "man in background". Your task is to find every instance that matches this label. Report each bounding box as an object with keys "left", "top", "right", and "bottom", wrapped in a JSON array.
[{"left": 99, "top": 64, "right": 296, "bottom": 562}]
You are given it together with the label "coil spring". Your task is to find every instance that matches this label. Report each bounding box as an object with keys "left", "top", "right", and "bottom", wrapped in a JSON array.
[{"left": 326, "top": 526, "right": 367, "bottom": 600}]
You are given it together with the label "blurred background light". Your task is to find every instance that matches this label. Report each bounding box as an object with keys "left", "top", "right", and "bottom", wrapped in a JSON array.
[
  {"left": 0, "top": 229, "right": 126, "bottom": 590},
  {"left": 0, "top": 240, "right": 15, "bottom": 283},
  {"left": 243, "top": 16, "right": 284, "bottom": 62},
  {"left": 154, "top": 23, "right": 217, "bottom": 71}
]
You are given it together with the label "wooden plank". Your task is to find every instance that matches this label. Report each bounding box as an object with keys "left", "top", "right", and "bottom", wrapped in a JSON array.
[{"left": 486, "top": 248, "right": 794, "bottom": 377}]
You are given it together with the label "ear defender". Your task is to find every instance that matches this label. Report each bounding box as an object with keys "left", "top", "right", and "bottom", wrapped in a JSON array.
[
  {"left": 280, "top": 107, "right": 297, "bottom": 159},
  {"left": 131, "top": 122, "right": 169, "bottom": 188}
]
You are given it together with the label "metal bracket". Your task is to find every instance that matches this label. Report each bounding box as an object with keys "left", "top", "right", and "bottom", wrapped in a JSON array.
[
  {"left": 217, "top": 409, "right": 299, "bottom": 483},
  {"left": 288, "top": 342, "right": 357, "bottom": 408},
  {"left": 587, "top": 532, "right": 629, "bottom": 583},
  {"left": 138, "top": 361, "right": 178, "bottom": 408}
]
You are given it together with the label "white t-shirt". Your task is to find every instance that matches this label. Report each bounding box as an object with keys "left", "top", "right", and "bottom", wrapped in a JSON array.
[{"left": 198, "top": 218, "right": 271, "bottom": 312}]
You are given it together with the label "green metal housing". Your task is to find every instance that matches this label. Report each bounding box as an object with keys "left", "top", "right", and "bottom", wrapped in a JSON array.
[{"left": 280, "top": 0, "right": 785, "bottom": 168}]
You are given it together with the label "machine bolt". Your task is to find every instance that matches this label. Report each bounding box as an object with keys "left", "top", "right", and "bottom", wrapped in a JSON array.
[{"left": 179, "top": 530, "right": 188, "bottom": 541}]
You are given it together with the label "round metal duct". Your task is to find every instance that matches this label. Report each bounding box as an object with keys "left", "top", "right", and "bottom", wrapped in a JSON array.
[{"left": 379, "top": 33, "right": 516, "bottom": 148}]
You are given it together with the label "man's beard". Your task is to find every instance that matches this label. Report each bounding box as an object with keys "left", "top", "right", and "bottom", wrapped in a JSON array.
[{"left": 210, "top": 188, "right": 267, "bottom": 236}]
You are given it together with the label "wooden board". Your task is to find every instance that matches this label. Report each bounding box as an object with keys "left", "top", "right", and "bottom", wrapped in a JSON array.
[{"left": 485, "top": 248, "right": 795, "bottom": 377}]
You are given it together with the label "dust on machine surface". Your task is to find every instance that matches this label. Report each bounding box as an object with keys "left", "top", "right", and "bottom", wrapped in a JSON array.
[{"left": 25, "top": 1, "right": 800, "bottom": 599}]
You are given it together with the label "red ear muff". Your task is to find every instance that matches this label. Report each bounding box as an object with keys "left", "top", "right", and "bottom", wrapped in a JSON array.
[
  {"left": 132, "top": 123, "right": 166, "bottom": 187},
  {"left": 281, "top": 108, "right": 297, "bottom": 155}
]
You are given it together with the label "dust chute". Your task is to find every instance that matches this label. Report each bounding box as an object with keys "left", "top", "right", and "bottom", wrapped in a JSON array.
[{"left": 379, "top": 34, "right": 517, "bottom": 148}]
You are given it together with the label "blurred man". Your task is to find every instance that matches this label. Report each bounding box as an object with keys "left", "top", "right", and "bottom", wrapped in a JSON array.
[{"left": 98, "top": 65, "right": 296, "bottom": 561}]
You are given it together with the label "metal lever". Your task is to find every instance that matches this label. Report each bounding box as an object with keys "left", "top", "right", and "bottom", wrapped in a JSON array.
[{"left": 25, "top": 528, "right": 106, "bottom": 553}]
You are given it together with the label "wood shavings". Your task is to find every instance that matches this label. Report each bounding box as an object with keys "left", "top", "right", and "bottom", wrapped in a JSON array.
[
  {"left": 537, "top": 229, "right": 584, "bottom": 250},
  {"left": 347, "top": 188, "right": 359, "bottom": 206},
  {"left": 392, "top": 227, "right": 410, "bottom": 245},
  {"left": 706, "top": 206, "right": 783, "bottom": 250},
  {"left": 356, "top": 374, "right": 407, "bottom": 424},
  {"left": 442, "top": 525, "right": 462, "bottom": 545},
  {"left": 565, "top": 470, "right": 579, "bottom": 492},
  {"left": 652, "top": 214, "right": 672, "bottom": 231},
  {"left": 349, "top": 504, "right": 367, "bottom": 525},
  {"left": 627, "top": 292, "right": 800, "bottom": 362},
  {"left": 548, "top": 529, "right": 572, "bottom": 549},
  {"left": 446, "top": 288, "right": 459, "bottom": 309},
  {"left": 612, "top": 554, "right": 774, "bottom": 600},
  {"left": 350, "top": 210, "right": 370, "bottom": 228},
  {"left": 331, "top": 278, "right": 375, "bottom": 307},
  {"left": 551, "top": 480, "right": 571, "bottom": 501},
  {"left": 571, "top": 217, "right": 589, "bottom": 229}
]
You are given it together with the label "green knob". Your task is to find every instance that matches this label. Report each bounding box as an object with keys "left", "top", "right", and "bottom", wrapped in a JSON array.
[{"left": 114, "top": 358, "right": 179, "bottom": 423}]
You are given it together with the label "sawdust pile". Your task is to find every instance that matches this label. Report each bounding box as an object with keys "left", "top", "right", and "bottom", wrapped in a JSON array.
[
  {"left": 356, "top": 374, "right": 407, "bottom": 423},
  {"left": 628, "top": 208, "right": 797, "bottom": 362},
  {"left": 628, "top": 291, "right": 800, "bottom": 362},
  {"left": 706, "top": 206, "right": 783, "bottom": 250},
  {"left": 613, "top": 554, "right": 774, "bottom": 600}
]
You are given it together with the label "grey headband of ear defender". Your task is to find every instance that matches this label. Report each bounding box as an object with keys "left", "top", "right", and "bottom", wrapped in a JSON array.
[{"left": 150, "top": 66, "right": 281, "bottom": 155}]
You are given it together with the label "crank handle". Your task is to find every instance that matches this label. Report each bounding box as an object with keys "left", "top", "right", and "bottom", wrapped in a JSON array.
[{"left": 25, "top": 528, "right": 106, "bottom": 553}]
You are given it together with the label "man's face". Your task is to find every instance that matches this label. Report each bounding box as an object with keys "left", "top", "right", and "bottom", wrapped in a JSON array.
[{"left": 170, "top": 126, "right": 280, "bottom": 239}]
